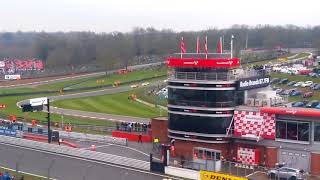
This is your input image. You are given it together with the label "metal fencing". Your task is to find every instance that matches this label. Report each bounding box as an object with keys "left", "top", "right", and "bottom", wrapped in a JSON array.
[{"left": 58, "top": 131, "right": 128, "bottom": 146}]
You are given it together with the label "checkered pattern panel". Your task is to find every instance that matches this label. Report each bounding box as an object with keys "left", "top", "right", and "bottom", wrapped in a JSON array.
[
  {"left": 233, "top": 110, "right": 275, "bottom": 140},
  {"left": 237, "top": 147, "right": 257, "bottom": 165}
]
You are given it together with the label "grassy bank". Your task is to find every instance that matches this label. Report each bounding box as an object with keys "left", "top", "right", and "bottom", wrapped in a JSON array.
[{"left": 52, "top": 89, "right": 166, "bottom": 118}]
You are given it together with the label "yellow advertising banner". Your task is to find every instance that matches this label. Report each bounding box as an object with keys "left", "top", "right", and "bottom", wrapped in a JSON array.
[{"left": 200, "top": 170, "right": 248, "bottom": 180}]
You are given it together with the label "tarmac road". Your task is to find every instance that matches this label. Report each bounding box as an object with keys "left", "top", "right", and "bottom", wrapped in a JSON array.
[
  {"left": 1, "top": 61, "right": 165, "bottom": 89},
  {"left": 0, "top": 143, "right": 179, "bottom": 180}
]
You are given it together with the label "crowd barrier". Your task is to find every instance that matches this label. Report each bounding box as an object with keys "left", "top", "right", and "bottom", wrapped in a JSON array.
[
  {"left": 59, "top": 131, "right": 128, "bottom": 146},
  {"left": 112, "top": 131, "right": 152, "bottom": 142},
  {"left": 0, "top": 135, "right": 150, "bottom": 171}
]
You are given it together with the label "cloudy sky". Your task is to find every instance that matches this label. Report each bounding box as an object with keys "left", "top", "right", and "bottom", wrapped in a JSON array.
[{"left": 0, "top": 0, "right": 319, "bottom": 32}]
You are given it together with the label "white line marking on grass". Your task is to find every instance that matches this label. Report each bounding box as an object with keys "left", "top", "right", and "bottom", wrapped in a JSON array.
[{"left": 0, "top": 165, "right": 58, "bottom": 180}]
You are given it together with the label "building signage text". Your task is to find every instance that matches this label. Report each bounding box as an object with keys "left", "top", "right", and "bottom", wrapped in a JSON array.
[{"left": 237, "top": 76, "right": 270, "bottom": 90}]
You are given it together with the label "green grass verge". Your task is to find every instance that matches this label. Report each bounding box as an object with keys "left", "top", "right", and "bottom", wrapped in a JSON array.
[
  {"left": 288, "top": 52, "right": 310, "bottom": 59},
  {"left": 36, "top": 75, "right": 101, "bottom": 91},
  {"left": 135, "top": 87, "right": 168, "bottom": 107},
  {"left": 243, "top": 53, "right": 309, "bottom": 67},
  {"left": 0, "top": 167, "right": 46, "bottom": 180},
  {"left": 0, "top": 92, "right": 116, "bottom": 126},
  {"left": 35, "top": 67, "right": 167, "bottom": 91},
  {"left": 52, "top": 89, "right": 167, "bottom": 118},
  {"left": 69, "top": 67, "right": 167, "bottom": 89}
]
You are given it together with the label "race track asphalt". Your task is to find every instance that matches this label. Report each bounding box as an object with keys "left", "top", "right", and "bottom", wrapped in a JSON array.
[
  {"left": 0, "top": 143, "right": 179, "bottom": 180},
  {"left": 1, "top": 62, "right": 164, "bottom": 89}
]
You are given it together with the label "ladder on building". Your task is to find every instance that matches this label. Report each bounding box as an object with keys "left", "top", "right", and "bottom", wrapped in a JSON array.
[{"left": 226, "top": 116, "right": 234, "bottom": 136}]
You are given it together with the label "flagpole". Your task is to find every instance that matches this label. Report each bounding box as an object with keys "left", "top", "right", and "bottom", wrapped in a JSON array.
[
  {"left": 220, "top": 37, "right": 223, "bottom": 54},
  {"left": 230, "top": 35, "right": 234, "bottom": 59},
  {"left": 205, "top": 36, "right": 208, "bottom": 59}
]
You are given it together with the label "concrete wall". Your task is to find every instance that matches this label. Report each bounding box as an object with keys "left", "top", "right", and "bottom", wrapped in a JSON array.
[{"left": 165, "top": 166, "right": 200, "bottom": 180}]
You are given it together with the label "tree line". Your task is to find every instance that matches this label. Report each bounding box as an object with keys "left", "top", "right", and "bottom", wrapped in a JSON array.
[{"left": 0, "top": 24, "right": 319, "bottom": 69}]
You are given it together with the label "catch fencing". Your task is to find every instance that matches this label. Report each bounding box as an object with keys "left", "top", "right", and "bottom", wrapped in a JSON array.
[{"left": 59, "top": 131, "right": 128, "bottom": 146}]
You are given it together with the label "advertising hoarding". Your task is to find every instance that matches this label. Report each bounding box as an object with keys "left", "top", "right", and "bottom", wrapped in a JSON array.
[
  {"left": 200, "top": 170, "right": 248, "bottom": 180},
  {"left": 29, "top": 97, "right": 48, "bottom": 106},
  {"left": 4, "top": 74, "right": 21, "bottom": 80},
  {"left": 167, "top": 58, "right": 240, "bottom": 68},
  {"left": 233, "top": 110, "right": 276, "bottom": 140}
]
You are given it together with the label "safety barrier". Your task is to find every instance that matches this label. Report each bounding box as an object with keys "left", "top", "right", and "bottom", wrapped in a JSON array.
[
  {"left": 165, "top": 166, "right": 200, "bottom": 180},
  {"left": 112, "top": 131, "right": 152, "bottom": 142},
  {"left": 0, "top": 128, "right": 17, "bottom": 137},
  {"left": 59, "top": 131, "right": 128, "bottom": 146},
  {"left": 0, "top": 135, "right": 150, "bottom": 171},
  {"left": 22, "top": 133, "right": 79, "bottom": 148}
]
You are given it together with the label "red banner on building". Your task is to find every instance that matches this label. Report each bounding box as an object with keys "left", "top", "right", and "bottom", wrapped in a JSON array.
[
  {"left": 167, "top": 58, "right": 240, "bottom": 68},
  {"left": 233, "top": 110, "right": 276, "bottom": 140},
  {"left": 237, "top": 147, "right": 259, "bottom": 166},
  {"left": 260, "top": 107, "right": 320, "bottom": 117}
]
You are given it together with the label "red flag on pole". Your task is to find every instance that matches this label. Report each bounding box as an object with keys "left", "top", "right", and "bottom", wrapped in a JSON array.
[
  {"left": 196, "top": 37, "right": 201, "bottom": 54},
  {"left": 204, "top": 36, "right": 208, "bottom": 54},
  {"left": 217, "top": 37, "right": 223, "bottom": 54},
  {"left": 180, "top": 37, "right": 186, "bottom": 54}
]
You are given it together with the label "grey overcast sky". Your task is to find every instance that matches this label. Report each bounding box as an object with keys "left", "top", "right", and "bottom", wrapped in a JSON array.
[{"left": 0, "top": 0, "right": 319, "bottom": 32}]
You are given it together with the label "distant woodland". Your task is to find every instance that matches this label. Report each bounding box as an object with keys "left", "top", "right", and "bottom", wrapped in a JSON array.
[{"left": 0, "top": 25, "right": 319, "bottom": 69}]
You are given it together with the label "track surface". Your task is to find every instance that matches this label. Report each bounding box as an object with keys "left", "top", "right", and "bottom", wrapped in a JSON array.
[{"left": 0, "top": 143, "right": 179, "bottom": 180}]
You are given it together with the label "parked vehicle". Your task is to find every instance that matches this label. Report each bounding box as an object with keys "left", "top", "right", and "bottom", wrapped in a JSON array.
[
  {"left": 292, "top": 101, "right": 305, "bottom": 107},
  {"left": 312, "top": 84, "right": 320, "bottom": 90},
  {"left": 141, "top": 82, "right": 150, "bottom": 86},
  {"left": 279, "top": 78, "right": 289, "bottom": 84},
  {"left": 280, "top": 90, "right": 290, "bottom": 96},
  {"left": 275, "top": 88, "right": 284, "bottom": 94},
  {"left": 306, "top": 100, "right": 320, "bottom": 108},
  {"left": 310, "top": 83, "right": 318, "bottom": 89},
  {"left": 303, "top": 91, "right": 313, "bottom": 98},
  {"left": 130, "top": 84, "right": 139, "bottom": 88},
  {"left": 315, "top": 104, "right": 320, "bottom": 109},
  {"left": 290, "top": 91, "right": 302, "bottom": 96},
  {"left": 267, "top": 167, "right": 307, "bottom": 180},
  {"left": 301, "top": 81, "right": 313, "bottom": 87},
  {"left": 293, "top": 81, "right": 304, "bottom": 87},
  {"left": 270, "top": 78, "right": 280, "bottom": 84},
  {"left": 287, "top": 81, "right": 297, "bottom": 86}
]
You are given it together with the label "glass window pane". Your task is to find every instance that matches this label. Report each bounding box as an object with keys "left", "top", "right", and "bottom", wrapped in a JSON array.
[
  {"left": 315, "top": 123, "right": 320, "bottom": 142},
  {"left": 206, "top": 151, "right": 212, "bottom": 160},
  {"left": 198, "top": 150, "right": 203, "bottom": 159},
  {"left": 276, "top": 121, "right": 287, "bottom": 139},
  {"left": 287, "top": 122, "right": 298, "bottom": 140},
  {"left": 298, "top": 123, "right": 310, "bottom": 141},
  {"left": 216, "top": 152, "right": 221, "bottom": 160}
]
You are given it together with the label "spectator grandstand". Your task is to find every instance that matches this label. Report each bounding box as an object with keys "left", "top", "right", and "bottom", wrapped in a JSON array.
[{"left": 0, "top": 58, "right": 44, "bottom": 74}]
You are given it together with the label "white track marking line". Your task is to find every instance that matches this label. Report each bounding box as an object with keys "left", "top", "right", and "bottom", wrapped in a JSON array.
[
  {"left": 246, "top": 171, "right": 266, "bottom": 177},
  {"left": 0, "top": 165, "right": 58, "bottom": 180}
]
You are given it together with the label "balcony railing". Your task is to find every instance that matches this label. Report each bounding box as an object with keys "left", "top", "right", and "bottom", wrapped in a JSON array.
[
  {"left": 169, "top": 69, "right": 268, "bottom": 81},
  {"left": 168, "top": 100, "right": 235, "bottom": 108}
]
